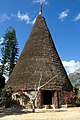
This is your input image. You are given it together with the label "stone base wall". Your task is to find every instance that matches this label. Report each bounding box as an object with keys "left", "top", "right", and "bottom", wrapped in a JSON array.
[{"left": 12, "top": 90, "right": 69, "bottom": 109}]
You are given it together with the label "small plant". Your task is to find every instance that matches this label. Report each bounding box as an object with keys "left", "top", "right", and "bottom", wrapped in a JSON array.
[
  {"left": 64, "top": 91, "right": 74, "bottom": 104},
  {"left": 64, "top": 87, "right": 80, "bottom": 107},
  {"left": 4, "top": 98, "right": 20, "bottom": 108},
  {"left": 1, "top": 90, "right": 20, "bottom": 108}
]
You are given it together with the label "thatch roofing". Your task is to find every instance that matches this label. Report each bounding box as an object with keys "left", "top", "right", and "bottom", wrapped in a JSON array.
[{"left": 6, "top": 14, "right": 73, "bottom": 91}]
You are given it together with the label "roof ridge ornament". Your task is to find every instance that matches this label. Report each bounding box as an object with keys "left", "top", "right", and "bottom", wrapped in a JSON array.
[{"left": 39, "top": 1, "right": 42, "bottom": 15}]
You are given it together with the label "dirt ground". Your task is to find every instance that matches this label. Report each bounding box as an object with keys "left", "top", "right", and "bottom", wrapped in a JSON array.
[{"left": 0, "top": 107, "right": 80, "bottom": 120}]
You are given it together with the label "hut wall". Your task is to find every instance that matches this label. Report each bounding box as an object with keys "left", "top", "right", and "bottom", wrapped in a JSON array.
[{"left": 12, "top": 90, "right": 73, "bottom": 109}]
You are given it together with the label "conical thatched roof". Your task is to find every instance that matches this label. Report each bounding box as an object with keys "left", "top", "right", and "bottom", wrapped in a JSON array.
[{"left": 6, "top": 14, "right": 73, "bottom": 91}]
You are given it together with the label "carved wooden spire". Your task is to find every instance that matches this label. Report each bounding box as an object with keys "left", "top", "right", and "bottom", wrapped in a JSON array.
[{"left": 39, "top": 2, "right": 42, "bottom": 15}]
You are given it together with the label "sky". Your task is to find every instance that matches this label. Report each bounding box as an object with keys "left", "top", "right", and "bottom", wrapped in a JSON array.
[{"left": 0, "top": 0, "right": 80, "bottom": 74}]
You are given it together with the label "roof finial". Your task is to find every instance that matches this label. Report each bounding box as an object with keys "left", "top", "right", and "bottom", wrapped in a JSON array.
[{"left": 39, "top": 1, "right": 42, "bottom": 15}]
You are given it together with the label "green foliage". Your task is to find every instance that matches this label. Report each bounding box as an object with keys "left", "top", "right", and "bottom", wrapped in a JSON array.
[
  {"left": 0, "top": 26, "right": 19, "bottom": 75},
  {"left": 67, "top": 87, "right": 80, "bottom": 107},
  {"left": 71, "top": 96, "right": 80, "bottom": 107},
  {"left": 0, "top": 90, "right": 20, "bottom": 108},
  {"left": 4, "top": 98, "right": 20, "bottom": 108},
  {"left": 0, "top": 88, "right": 6, "bottom": 107},
  {"left": 0, "top": 75, "right": 5, "bottom": 89},
  {"left": 78, "top": 90, "right": 80, "bottom": 95},
  {"left": 74, "top": 87, "right": 79, "bottom": 95}
]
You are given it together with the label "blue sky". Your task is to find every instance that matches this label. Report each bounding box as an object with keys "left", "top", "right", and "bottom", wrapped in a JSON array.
[{"left": 0, "top": 0, "right": 80, "bottom": 74}]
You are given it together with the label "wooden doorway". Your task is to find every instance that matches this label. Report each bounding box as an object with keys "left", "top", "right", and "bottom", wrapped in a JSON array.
[{"left": 43, "top": 90, "right": 52, "bottom": 105}]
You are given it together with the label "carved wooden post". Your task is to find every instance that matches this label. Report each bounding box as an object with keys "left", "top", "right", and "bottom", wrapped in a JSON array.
[
  {"left": 37, "top": 91, "right": 43, "bottom": 108},
  {"left": 53, "top": 91, "right": 59, "bottom": 109},
  {"left": 58, "top": 91, "right": 61, "bottom": 108}
]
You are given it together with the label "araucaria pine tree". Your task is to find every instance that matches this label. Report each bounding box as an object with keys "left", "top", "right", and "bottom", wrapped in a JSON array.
[{"left": 1, "top": 26, "right": 19, "bottom": 75}]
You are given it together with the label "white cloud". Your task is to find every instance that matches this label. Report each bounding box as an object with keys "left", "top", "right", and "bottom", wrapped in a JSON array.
[
  {"left": 0, "top": 12, "right": 36, "bottom": 25},
  {"left": 33, "top": 0, "right": 48, "bottom": 5},
  {"left": 17, "top": 11, "right": 36, "bottom": 24},
  {"left": 0, "top": 37, "right": 4, "bottom": 45},
  {"left": 74, "top": 13, "right": 80, "bottom": 21},
  {"left": 62, "top": 60, "right": 80, "bottom": 74},
  {"left": 17, "top": 11, "right": 30, "bottom": 24},
  {"left": 0, "top": 14, "right": 10, "bottom": 23},
  {"left": 59, "top": 9, "right": 69, "bottom": 21}
]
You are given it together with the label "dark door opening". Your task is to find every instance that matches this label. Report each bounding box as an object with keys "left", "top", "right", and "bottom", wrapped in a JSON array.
[{"left": 43, "top": 90, "right": 52, "bottom": 105}]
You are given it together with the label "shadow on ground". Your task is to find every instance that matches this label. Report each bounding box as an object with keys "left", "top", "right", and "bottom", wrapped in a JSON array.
[
  {"left": 0, "top": 107, "right": 32, "bottom": 118},
  {"left": 0, "top": 107, "right": 68, "bottom": 118}
]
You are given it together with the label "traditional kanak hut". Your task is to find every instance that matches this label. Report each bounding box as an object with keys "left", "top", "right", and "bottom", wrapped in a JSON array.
[{"left": 6, "top": 4, "right": 73, "bottom": 109}]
